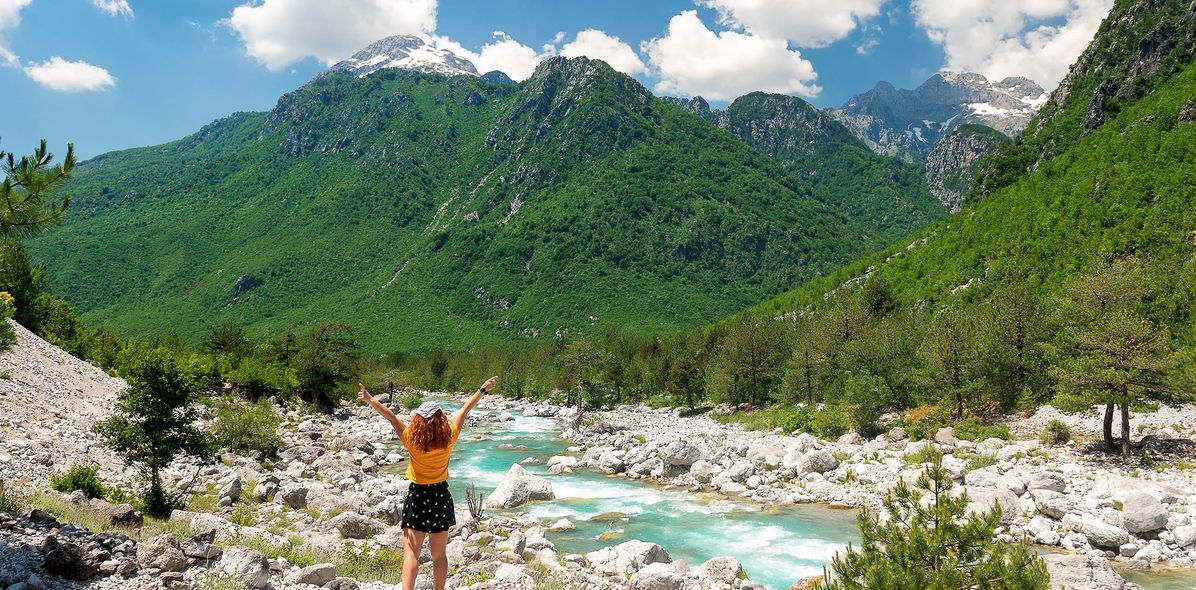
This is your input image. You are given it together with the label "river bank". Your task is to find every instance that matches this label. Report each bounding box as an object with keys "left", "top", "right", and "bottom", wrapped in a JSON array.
[{"left": 4, "top": 319, "right": 1196, "bottom": 589}]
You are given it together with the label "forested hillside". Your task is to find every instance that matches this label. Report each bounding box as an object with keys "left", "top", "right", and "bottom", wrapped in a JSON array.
[{"left": 28, "top": 57, "right": 939, "bottom": 352}]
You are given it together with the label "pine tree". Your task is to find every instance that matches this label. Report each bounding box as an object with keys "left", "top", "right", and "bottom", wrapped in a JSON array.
[
  {"left": 1047, "top": 259, "right": 1185, "bottom": 459},
  {"left": 562, "top": 337, "right": 596, "bottom": 429},
  {"left": 716, "top": 313, "right": 786, "bottom": 407},
  {"left": 919, "top": 307, "right": 980, "bottom": 419},
  {"left": 0, "top": 139, "right": 73, "bottom": 238},
  {"left": 821, "top": 457, "right": 1049, "bottom": 590}
]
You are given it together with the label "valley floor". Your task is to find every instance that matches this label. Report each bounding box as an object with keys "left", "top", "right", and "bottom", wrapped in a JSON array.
[{"left": 3, "top": 321, "right": 1196, "bottom": 589}]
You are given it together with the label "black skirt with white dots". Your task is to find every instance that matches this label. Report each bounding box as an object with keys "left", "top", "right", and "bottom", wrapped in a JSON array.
[{"left": 401, "top": 481, "right": 456, "bottom": 533}]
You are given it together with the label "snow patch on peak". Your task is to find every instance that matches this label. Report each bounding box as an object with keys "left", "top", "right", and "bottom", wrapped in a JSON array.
[{"left": 331, "top": 35, "right": 479, "bottom": 79}]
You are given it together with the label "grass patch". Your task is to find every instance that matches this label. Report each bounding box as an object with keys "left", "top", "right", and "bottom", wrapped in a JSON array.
[
  {"left": 228, "top": 532, "right": 320, "bottom": 568},
  {"left": 0, "top": 482, "right": 26, "bottom": 515},
  {"left": 28, "top": 493, "right": 115, "bottom": 533},
  {"left": 229, "top": 504, "right": 255, "bottom": 527},
  {"left": 336, "top": 543, "right": 404, "bottom": 584},
  {"left": 197, "top": 572, "right": 251, "bottom": 590}
]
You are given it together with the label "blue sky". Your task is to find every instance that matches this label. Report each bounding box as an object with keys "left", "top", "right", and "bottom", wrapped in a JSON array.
[{"left": 0, "top": 0, "right": 1112, "bottom": 159}]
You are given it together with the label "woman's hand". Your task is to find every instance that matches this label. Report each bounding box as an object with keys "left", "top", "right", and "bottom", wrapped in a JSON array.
[
  {"left": 357, "top": 383, "right": 372, "bottom": 403},
  {"left": 481, "top": 376, "right": 498, "bottom": 391}
]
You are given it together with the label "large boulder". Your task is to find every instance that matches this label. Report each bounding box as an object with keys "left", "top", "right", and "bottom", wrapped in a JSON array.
[
  {"left": 136, "top": 533, "right": 188, "bottom": 572},
  {"left": 689, "top": 460, "right": 714, "bottom": 483},
  {"left": 329, "top": 512, "right": 386, "bottom": 539},
  {"left": 1032, "top": 489, "right": 1072, "bottom": 519},
  {"left": 286, "top": 563, "right": 337, "bottom": 586},
  {"left": 1026, "top": 472, "right": 1066, "bottom": 493},
  {"left": 659, "top": 441, "right": 701, "bottom": 467},
  {"left": 696, "top": 556, "right": 743, "bottom": 585},
  {"left": 799, "top": 450, "right": 839, "bottom": 474},
  {"left": 1080, "top": 514, "right": 1131, "bottom": 548},
  {"left": 630, "top": 563, "right": 685, "bottom": 590},
  {"left": 585, "top": 540, "right": 671, "bottom": 575},
  {"left": 218, "top": 546, "right": 270, "bottom": 589},
  {"left": 966, "top": 488, "right": 1021, "bottom": 525},
  {"left": 934, "top": 427, "right": 957, "bottom": 446},
  {"left": 1041, "top": 554, "right": 1126, "bottom": 590},
  {"left": 1174, "top": 523, "right": 1196, "bottom": 548},
  {"left": 87, "top": 499, "right": 143, "bottom": 528},
  {"left": 43, "top": 542, "right": 98, "bottom": 580},
  {"left": 485, "top": 464, "right": 555, "bottom": 509},
  {"left": 1122, "top": 492, "right": 1169, "bottom": 534},
  {"left": 275, "top": 483, "right": 309, "bottom": 509}
]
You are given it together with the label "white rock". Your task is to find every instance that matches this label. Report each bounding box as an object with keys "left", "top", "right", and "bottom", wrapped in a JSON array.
[
  {"left": 1041, "top": 554, "right": 1126, "bottom": 590},
  {"left": 218, "top": 546, "right": 270, "bottom": 589},
  {"left": 485, "top": 464, "right": 555, "bottom": 509},
  {"left": 1122, "top": 492, "right": 1170, "bottom": 534}
]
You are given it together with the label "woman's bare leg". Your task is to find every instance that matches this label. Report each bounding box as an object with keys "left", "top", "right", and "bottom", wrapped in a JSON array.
[
  {"left": 402, "top": 528, "right": 426, "bottom": 590},
  {"left": 428, "top": 531, "right": 449, "bottom": 589}
]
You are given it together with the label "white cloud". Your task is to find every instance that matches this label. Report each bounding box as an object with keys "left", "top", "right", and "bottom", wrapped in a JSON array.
[
  {"left": 0, "top": 0, "right": 32, "bottom": 67},
  {"left": 433, "top": 32, "right": 551, "bottom": 81},
  {"left": 560, "top": 29, "right": 645, "bottom": 75},
  {"left": 24, "top": 56, "right": 116, "bottom": 92},
  {"left": 700, "top": 0, "right": 887, "bottom": 47},
  {"left": 643, "top": 10, "right": 820, "bottom": 101},
  {"left": 226, "top": 0, "right": 437, "bottom": 70},
  {"left": 92, "top": 0, "right": 133, "bottom": 18},
  {"left": 912, "top": 0, "right": 1114, "bottom": 88}
]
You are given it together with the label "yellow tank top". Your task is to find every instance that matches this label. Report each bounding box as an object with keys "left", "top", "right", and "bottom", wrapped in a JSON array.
[{"left": 402, "top": 423, "right": 461, "bottom": 484}]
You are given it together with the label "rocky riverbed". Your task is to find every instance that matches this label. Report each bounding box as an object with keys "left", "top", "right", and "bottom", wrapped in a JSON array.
[{"left": 3, "top": 320, "right": 1196, "bottom": 589}]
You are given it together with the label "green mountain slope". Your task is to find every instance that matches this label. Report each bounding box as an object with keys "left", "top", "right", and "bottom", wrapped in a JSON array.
[
  {"left": 756, "top": 0, "right": 1196, "bottom": 321},
  {"left": 28, "top": 57, "right": 912, "bottom": 353},
  {"left": 667, "top": 93, "right": 947, "bottom": 244},
  {"left": 971, "top": 0, "right": 1196, "bottom": 201}
]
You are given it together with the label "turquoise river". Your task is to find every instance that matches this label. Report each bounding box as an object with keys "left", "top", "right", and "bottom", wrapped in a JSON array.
[{"left": 388, "top": 399, "right": 1196, "bottom": 590}]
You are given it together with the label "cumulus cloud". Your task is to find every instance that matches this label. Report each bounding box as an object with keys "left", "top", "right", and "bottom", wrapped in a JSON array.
[
  {"left": 700, "top": 0, "right": 886, "bottom": 47},
  {"left": 24, "top": 56, "right": 117, "bottom": 92},
  {"left": 0, "top": 0, "right": 32, "bottom": 67},
  {"left": 92, "top": 0, "right": 133, "bottom": 18},
  {"left": 226, "top": 0, "right": 437, "bottom": 70},
  {"left": 559, "top": 29, "right": 645, "bottom": 75},
  {"left": 433, "top": 32, "right": 551, "bottom": 81},
  {"left": 912, "top": 0, "right": 1114, "bottom": 88},
  {"left": 643, "top": 10, "right": 820, "bottom": 101}
]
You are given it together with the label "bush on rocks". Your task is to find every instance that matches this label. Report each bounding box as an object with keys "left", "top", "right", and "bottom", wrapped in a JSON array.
[
  {"left": 1041, "top": 419, "right": 1071, "bottom": 445},
  {"left": 212, "top": 398, "right": 284, "bottom": 455},
  {"left": 49, "top": 463, "right": 107, "bottom": 500}
]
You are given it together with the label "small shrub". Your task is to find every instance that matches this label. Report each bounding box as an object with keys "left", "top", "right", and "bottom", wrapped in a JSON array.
[
  {"left": 0, "top": 291, "right": 16, "bottom": 345},
  {"left": 212, "top": 398, "right": 284, "bottom": 455},
  {"left": 337, "top": 543, "right": 404, "bottom": 584},
  {"left": 0, "top": 371, "right": 10, "bottom": 379},
  {"left": 400, "top": 392, "right": 422, "bottom": 411},
  {"left": 229, "top": 504, "right": 255, "bottom": 527},
  {"left": 1041, "top": 420, "right": 1071, "bottom": 445},
  {"left": 903, "top": 446, "right": 943, "bottom": 466},
  {"left": 49, "top": 463, "right": 107, "bottom": 499},
  {"left": 965, "top": 455, "right": 998, "bottom": 472}
]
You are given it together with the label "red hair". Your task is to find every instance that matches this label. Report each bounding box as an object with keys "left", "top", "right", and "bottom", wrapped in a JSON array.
[{"left": 406, "top": 412, "right": 452, "bottom": 452}]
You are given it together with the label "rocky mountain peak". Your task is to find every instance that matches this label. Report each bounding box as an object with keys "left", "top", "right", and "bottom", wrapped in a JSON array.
[
  {"left": 330, "top": 35, "right": 479, "bottom": 78},
  {"left": 829, "top": 71, "right": 1046, "bottom": 161}
]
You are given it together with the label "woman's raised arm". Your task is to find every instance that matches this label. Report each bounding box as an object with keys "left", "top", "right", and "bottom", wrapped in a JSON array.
[
  {"left": 453, "top": 376, "right": 497, "bottom": 432},
  {"left": 358, "top": 383, "right": 406, "bottom": 437}
]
